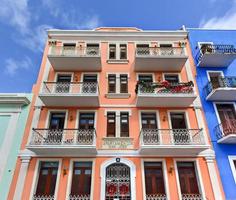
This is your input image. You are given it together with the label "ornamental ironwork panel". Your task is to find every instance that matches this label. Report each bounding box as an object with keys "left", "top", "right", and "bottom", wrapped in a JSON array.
[
  {"left": 32, "top": 195, "right": 55, "bottom": 200},
  {"left": 181, "top": 194, "right": 203, "bottom": 200},
  {"left": 105, "top": 163, "right": 131, "bottom": 200},
  {"left": 136, "top": 47, "right": 185, "bottom": 57},
  {"left": 69, "top": 194, "right": 90, "bottom": 200},
  {"left": 146, "top": 194, "right": 167, "bottom": 200}
]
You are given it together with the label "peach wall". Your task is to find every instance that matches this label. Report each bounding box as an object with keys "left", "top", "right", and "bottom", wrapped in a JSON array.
[{"left": 17, "top": 157, "right": 217, "bottom": 200}]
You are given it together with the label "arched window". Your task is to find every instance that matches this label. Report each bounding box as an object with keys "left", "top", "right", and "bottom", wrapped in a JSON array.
[{"left": 105, "top": 163, "right": 131, "bottom": 200}]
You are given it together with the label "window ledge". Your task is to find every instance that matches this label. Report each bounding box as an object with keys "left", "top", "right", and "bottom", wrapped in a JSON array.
[
  {"left": 107, "top": 59, "right": 129, "bottom": 64},
  {"left": 105, "top": 93, "right": 131, "bottom": 99}
]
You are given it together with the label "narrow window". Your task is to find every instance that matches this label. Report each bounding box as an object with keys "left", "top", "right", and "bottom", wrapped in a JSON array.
[
  {"left": 82, "top": 74, "right": 97, "bottom": 93},
  {"left": 70, "top": 162, "right": 92, "bottom": 198},
  {"left": 120, "top": 44, "right": 127, "bottom": 59},
  {"left": 107, "top": 112, "right": 116, "bottom": 137},
  {"left": 108, "top": 74, "right": 116, "bottom": 93},
  {"left": 49, "top": 112, "right": 66, "bottom": 130},
  {"left": 120, "top": 74, "right": 128, "bottom": 93},
  {"left": 86, "top": 43, "right": 99, "bottom": 55},
  {"left": 177, "top": 162, "right": 200, "bottom": 196},
  {"left": 144, "top": 162, "right": 166, "bottom": 196},
  {"left": 136, "top": 44, "right": 149, "bottom": 55},
  {"left": 208, "top": 72, "right": 223, "bottom": 89},
  {"left": 109, "top": 44, "right": 116, "bottom": 59},
  {"left": 120, "top": 112, "right": 129, "bottom": 137},
  {"left": 63, "top": 43, "right": 76, "bottom": 55},
  {"left": 34, "top": 161, "right": 59, "bottom": 198}
]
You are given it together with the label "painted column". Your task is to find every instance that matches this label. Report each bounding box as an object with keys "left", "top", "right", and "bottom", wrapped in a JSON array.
[
  {"left": 13, "top": 155, "right": 31, "bottom": 200},
  {"left": 205, "top": 152, "right": 224, "bottom": 200}
]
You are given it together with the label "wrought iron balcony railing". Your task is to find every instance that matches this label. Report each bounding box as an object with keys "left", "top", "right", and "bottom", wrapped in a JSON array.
[
  {"left": 33, "top": 195, "right": 55, "bottom": 200},
  {"left": 146, "top": 194, "right": 167, "bottom": 200},
  {"left": 196, "top": 44, "right": 236, "bottom": 65},
  {"left": 135, "top": 81, "right": 194, "bottom": 95},
  {"left": 49, "top": 46, "right": 100, "bottom": 57},
  {"left": 215, "top": 119, "right": 236, "bottom": 140},
  {"left": 181, "top": 194, "right": 203, "bottom": 200},
  {"left": 136, "top": 47, "right": 185, "bottom": 57},
  {"left": 204, "top": 76, "right": 236, "bottom": 97},
  {"left": 29, "top": 129, "right": 96, "bottom": 146},
  {"left": 41, "top": 82, "right": 99, "bottom": 95},
  {"left": 140, "top": 129, "right": 205, "bottom": 146},
  {"left": 69, "top": 194, "right": 90, "bottom": 200}
]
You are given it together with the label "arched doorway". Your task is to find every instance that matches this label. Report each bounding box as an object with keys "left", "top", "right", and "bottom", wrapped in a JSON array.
[
  {"left": 105, "top": 163, "right": 131, "bottom": 200},
  {"left": 100, "top": 158, "right": 136, "bottom": 200}
]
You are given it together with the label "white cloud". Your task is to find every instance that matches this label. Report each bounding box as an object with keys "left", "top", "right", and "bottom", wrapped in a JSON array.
[
  {"left": 0, "top": 0, "right": 30, "bottom": 33},
  {"left": 200, "top": 2, "right": 236, "bottom": 29},
  {"left": 4, "top": 57, "right": 32, "bottom": 76}
]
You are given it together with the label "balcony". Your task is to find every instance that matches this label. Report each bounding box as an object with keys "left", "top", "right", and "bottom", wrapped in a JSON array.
[
  {"left": 102, "top": 137, "right": 134, "bottom": 149},
  {"left": 215, "top": 119, "right": 236, "bottom": 143},
  {"left": 27, "top": 128, "right": 97, "bottom": 156},
  {"left": 204, "top": 77, "right": 236, "bottom": 101},
  {"left": 135, "top": 47, "right": 188, "bottom": 71},
  {"left": 39, "top": 82, "right": 99, "bottom": 107},
  {"left": 139, "top": 129, "right": 208, "bottom": 156},
  {"left": 48, "top": 46, "right": 101, "bottom": 71},
  {"left": 196, "top": 44, "right": 236, "bottom": 67},
  {"left": 135, "top": 81, "right": 197, "bottom": 107}
]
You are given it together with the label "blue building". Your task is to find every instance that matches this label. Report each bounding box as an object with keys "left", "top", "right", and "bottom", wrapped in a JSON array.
[{"left": 187, "top": 28, "right": 236, "bottom": 200}]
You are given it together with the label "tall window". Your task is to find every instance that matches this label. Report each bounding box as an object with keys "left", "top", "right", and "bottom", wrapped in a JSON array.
[
  {"left": 144, "top": 162, "right": 166, "bottom": 197},
  {"left": 120, "top": 112, "right": 129, "bottom": 137},
  {"left": 107, "top": 112, "right": 116, "bottom": 137},
  {"left": 70, "top": 162, "right": 92, "bottom": 198},
  {"left": 108, "top": 74, "right": 128, "bottom": 94},
  {"left": 141, "top": 113, "right": 157, "bottom": 129},
  {"left": 109, "top": 44, "right": 116, "bottom": 59},
  {"left": 34, "top": 161, "right": 59, "bottom": 198},
  {"left": 177, "top": 162, "right": 200, "bottom": 196},
  {"left": 48, "top": 112, "right": 66, "bottom": 130},
  {"left": 120, "top": 74, "right": 128, "bottom": 93},
  {"left": 120, "top": 44, "right": 127, "bottom": 59},
  {"left": 108, "top": 75, "right": 116, "bottom": 93},
  {"left": 79, "top": 113, "right": 95, "bottom": 130},
  {"left": 56, "top": 74, "right": 71, "bottom": 93}
]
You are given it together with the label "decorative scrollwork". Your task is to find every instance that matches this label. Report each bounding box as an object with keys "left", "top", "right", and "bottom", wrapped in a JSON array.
[{"left": 136, "top": 47, "right": 185, "bottom": 56}]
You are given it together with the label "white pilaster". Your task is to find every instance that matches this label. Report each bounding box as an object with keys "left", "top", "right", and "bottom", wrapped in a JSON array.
[
  {"left": 13, "top": 155, "right": 31, "bottom": 200},
  {"left": 204, "top": 150, "right": 224, "bottom": 200}
]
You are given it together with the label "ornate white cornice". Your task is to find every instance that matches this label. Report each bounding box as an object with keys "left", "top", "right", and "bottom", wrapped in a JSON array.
[{"left": 0, "top": 94, "right": 31, "bottom": 105}]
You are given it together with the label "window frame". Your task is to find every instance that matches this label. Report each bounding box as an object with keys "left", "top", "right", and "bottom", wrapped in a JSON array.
[
  {"left": 66, "top": 158, "right": 95, "bottom": 200},
  {"left": 174, "top": 159, "right": 205, "bottom": 200},
  {"left": 120, "top": 112, "right": 130, "bottom": 137},
  {"left": 53, "top": 72, "right": 74, "bottom": 93},
  {"left": 162, "top": 73, "right": 181, "bottom": 83},
  {"left": 45, "top": 109, "right": 69, "bottom": 129},
  {"left": 107, "top": 112, "right": 116, "bottom": 137},
  {"left": 76, "top": 110, "right": 97, "bottom": 130},
  {"left": 106, "top": 73, "right": 129, "bottom": 94},
  {"left": 107, "top": 42, "right": 129, "bottom": 61},
  {"left": 30, "top": 159, "right": 62, "bottom": 200},
  {"left": 229, "top": 156, "right": 236, "bottom": 184},
  {"left": 141, "top": 159, "right": 169, "bottom": 200}
]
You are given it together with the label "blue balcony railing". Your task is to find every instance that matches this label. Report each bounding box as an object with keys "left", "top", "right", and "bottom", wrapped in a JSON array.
[{"left": 204, "top": 76, "right": 236, "bottom": 97}]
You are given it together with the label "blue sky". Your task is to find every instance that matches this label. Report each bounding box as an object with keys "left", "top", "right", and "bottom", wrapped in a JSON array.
[{"left": 0, "top": 0, "right": 236, "bottom": 93}]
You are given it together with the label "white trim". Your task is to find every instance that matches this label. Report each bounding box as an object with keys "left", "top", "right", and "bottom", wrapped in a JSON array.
[
  {"left": 45, "top": 109, "right": 69, "bottom": 129},
  {"left": 80, "top": 72, "right": 100, "bottom": 83},
  {"left": 174, "top": 158, "right": 206, "bottom": 200},
  {"left": 107, "top": 42, "right": 129, "bottom": 61},
  {"left": 138, "top": 110, "right": 161, "bottom": 130},
  {"left": 206, "top": 70, "right": 224, "bottom": 82},
  {"left": 162, "top": 73, "right": 182, "bottom": 82},
  {"left": 141, "top": 159, "right": 170, "bottom": 200},
  {"left": 228, "top": 156, "right": 236, "bottom": 184},
  {"left": 106, "top": 72, "right": 130, "bottom": 94},
  {"left": 100, "top": 158, "right": 136, "bottom": 200},
  {"left": 167, "top": 110, "right": 190, "bottom": 129},
  {"left": 76, "top": 110, "right": 98, "bottom": 129},
  {"left": 29, "top": 158, "right": 62, "bottom": 200},
  {"left": 66, "top": 158, "right": 95, "bottom": 200},
  {"left": 136, "top": 73, "right": 155, "bottom": 82},
  {"left": 213, "top": 102, "right": 236, "bottom": 125},
  {"left": 104, "top": 109, "right": 132, "bottom": 116},
  {"left": 197, "top": 42, "right": 214, "bottom": 50},
  {"left": 54, "top": 72, "right": 74, "bottom": 93}
]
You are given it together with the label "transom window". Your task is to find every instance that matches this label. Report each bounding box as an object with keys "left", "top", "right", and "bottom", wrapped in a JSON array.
[
  {"left": 79, "top": 113, "right": 95, "bottom": 130},
  {"left": 164, "top": 74, "right": 179, "bottom": 84},
  {"left": 138, "top": 74, "right": 153, "bottom": 82}
]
